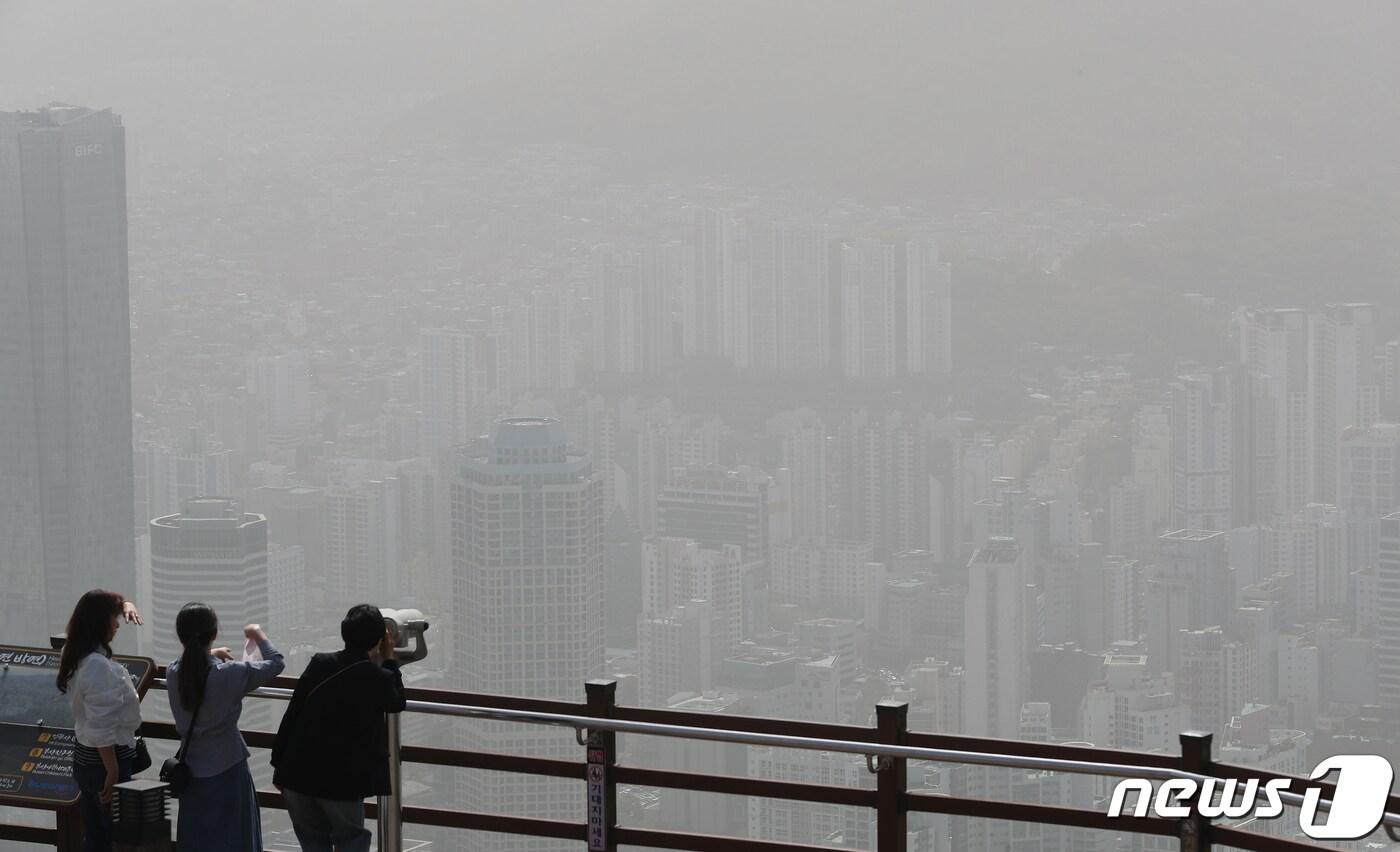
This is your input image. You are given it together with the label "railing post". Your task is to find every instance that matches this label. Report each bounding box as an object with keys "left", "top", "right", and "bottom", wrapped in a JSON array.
[
  {"left": 875, "top": 700, "right": 908, "bottom": 852},
  {"left": 1179, "top": 731, "right": 1213, "bottom": 852},
  {"left": 585, "top": 679, "right": 618, "bottom": 852},
  {"left": 377, "top": 711, "right": 404, "bottom": 852}
]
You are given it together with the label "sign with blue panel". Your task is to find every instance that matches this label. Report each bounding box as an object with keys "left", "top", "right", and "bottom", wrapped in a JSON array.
[{"left": 0, "top": 646, "right": 153, "bottom": 806}]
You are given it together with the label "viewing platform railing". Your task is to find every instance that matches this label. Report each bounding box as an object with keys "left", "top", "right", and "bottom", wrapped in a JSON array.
[{"left": 3, "top": 670, "right": 1397, "bottom": 852}]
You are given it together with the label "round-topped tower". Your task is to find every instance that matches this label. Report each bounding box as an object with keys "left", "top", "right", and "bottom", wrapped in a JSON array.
[{"left": 489, "top": 417, "right": 569, "bottom": 466}]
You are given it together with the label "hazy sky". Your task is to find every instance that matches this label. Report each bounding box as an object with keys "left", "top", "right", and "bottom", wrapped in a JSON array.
[{"left": 7, "top": 2, "right": 1400, "bottom": 203}]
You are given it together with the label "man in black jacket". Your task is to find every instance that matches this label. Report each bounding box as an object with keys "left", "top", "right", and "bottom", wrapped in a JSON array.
[{"left": 272, "top": 604, "right": 407, "bottom": 852}]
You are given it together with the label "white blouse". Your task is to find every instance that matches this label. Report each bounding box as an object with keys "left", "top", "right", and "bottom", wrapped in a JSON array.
[{"left": 68, "top": 652, "right": 142, "bottom": 748}]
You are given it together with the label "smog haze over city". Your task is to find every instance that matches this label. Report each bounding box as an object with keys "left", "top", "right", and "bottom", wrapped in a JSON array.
[{"left": 5, "top": 2, "right": 1400, "bottom": 849}]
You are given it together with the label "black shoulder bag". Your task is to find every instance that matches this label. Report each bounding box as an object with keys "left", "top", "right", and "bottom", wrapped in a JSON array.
[
  {"left": 159, "top": 670, "right": 209, "bottom": 798},
  {"left": 132, "top": 736, "right": 152, "bottom": 774}
]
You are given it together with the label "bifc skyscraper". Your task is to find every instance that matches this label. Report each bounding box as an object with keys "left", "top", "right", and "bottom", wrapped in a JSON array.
[{"left": 0, "top": 105, "right": 134, "bottom": 641}]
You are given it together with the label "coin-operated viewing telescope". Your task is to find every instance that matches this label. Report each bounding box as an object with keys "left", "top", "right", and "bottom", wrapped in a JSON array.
[
  {"left": 375, "top": 607, "right": 429, "bottom": 852},
  {"left": 379, "top": 607, "right": 429, "bottom": 664}
]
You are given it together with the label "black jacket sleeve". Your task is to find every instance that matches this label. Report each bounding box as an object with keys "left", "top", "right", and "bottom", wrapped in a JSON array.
[{"left": 379, "top": 659, "right": 407, "bottom": 713}]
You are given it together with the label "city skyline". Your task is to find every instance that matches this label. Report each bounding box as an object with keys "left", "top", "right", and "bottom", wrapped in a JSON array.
[{"left": 7, "top": 5, "right": 1400, "bottom": 849}]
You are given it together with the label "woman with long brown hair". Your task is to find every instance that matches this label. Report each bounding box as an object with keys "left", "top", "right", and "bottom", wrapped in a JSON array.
[
  {"left": 55, "top": 589, "right": 145, "bottom": 852},
  {"left": 166, "top": 602, "right": 284, "bottom": 851}
]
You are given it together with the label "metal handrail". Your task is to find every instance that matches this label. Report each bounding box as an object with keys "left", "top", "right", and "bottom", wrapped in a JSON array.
[{"left": 150, "top": 678, "right": 1400, "bottom": 833}]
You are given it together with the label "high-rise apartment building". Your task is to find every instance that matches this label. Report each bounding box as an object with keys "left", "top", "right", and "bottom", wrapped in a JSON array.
[
  {"left": 685, "top": 207, "right": 730, "bottom": 360},
  {"left": 1077, "top": 554, "right": 1139, "bottom": 653},
  {"left": 1108, "top": 479, "right": 1150, "bottom": 556},
  {"left": 266, "top": 543, "right": 306, "bottom": 643},
  {"left": 1169, "top": 372, "right": 1233, "bottom": 532},
  {"left": 527, "top": 287, "right": 576, "bottom": 391},
  {"left": 323, "top": 478, "right": 400, "bottom": 612},
  {"left": 249, "top": 350, "right": 314, "bottom": 451},
  {"left": 1339, "top": 421, "right": 1400, "bottom": 572},
  {"left": 1178, "top": 626, "right": 1259, "bottom": 736},
  {"left": 747, "top": 748, "right": 873, "bottom": 848},
  {"left": 834, "top": 409, "right": 942, "bottom": 560},
  {"left": 1384, "top": 339, "right": 1400, "bottom": 418},
  {"left": 0, "top": 105, "right": 135, "bottom": 639},
  {"left": 656, "top": 465, "right": 782, "bottom": 563},
  {"left": 642, "top": 537, "right": 744, "bottom": 665},
  {"left": 1310, "top": 303, "right": 1381, "bottom": 505},
  {"left": 1239, "top": 307, "right": 1311, "bottom": 517},
  {"left": 1144, "top": 530, "right": 1229, "bottom": 675},
  {"left": 1339, "top": 422, "right": 1400, "bottom": 520},
  {"left": 962, "top": 537, "right": 1027, "bottom": 738},
  {"left": 451, "top": 418, "right": 604, "bottom": 852},
  {"left": 835, "top": 237, "right": 950, "bottom": 380},
  {"left": 1378, "top": 512, "right": 1400, "bottom": 709},
  {"left": 904, "top": 239, "right": 953, "bottom": 377},
  {"left": 1082, "top": 656, "right": 1190, "bottom": 753},
  {"left": 839, "top": 238, "right": 898, "bottom": 379},
  {"left": 1268, "top": 503, "right": 1348, "bottom": 615},
  {"left": 134, "top": 430, "right": 233, "bottom": 535},
  {"left": 591, "top": 244, "right": 667, "bottom": 375},
  {"left": 1220, "top": 362, "right": 1276, "bottom": 528},
  {"left": 948, "top": 763, "right": 1102, "bottom": 852},
  {"left": 637, "top": 600, "right": 714, "bottom": 707},
  {"left": 771, "top": 539, "right": 876, "bottom": 614},
  {"left": 772, "top": 221, "right": 832, "bottom": 372},
  {"left": 1130, "top": 403, "right": 1173, "bottom": 534},
  {"left": 149, "top": 498, "right": 269, "bottom": 666},
  {"left": 767, "top": 409, "right": 830, "bottom": 541},
  {"left": 419, "top": 327, "right": 490, "bottom": 452},
  {"left": 244, "top": 485, "right": 325, "bottom": 585},
  {"left": 1239, "top": 304, "right": 1383, "bottom": 514}
]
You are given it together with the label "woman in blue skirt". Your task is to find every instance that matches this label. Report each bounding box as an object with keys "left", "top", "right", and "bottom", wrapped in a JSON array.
[{"left": 167, "top": 603, "right": 285, "bottom": 851}]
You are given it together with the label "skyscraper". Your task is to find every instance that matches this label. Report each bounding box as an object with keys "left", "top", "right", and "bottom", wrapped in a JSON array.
[
  {"left": 0, "top": 105, "right": 135, "bottom": 638},
  {"left": 451, "top": 418, "right": 604, "bottom": 852},
  {"left": 149, "top": 498, "right": 269, "bottom": 666}
]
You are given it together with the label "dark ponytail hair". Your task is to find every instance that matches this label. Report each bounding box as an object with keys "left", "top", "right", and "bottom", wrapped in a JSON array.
[
  {"left": 175, "top": 603, "right": 218, "bottom": 711},
  {"left": 56, "top": 590, "right": 125, "bottom": 693}
]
